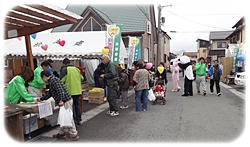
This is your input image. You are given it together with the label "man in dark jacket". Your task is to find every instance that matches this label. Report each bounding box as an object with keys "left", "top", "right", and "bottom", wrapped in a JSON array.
[{"left": 100, "top": 55, "right": 119, "bottom": 116}]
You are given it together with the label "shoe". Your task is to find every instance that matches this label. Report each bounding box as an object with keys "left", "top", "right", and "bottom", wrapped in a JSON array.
[
  {"left": 53, "top": 133, "right": 66, "bottom": 139},
  {"left": 110, "top": 111, "right": 119, "bottom": 116},
  {"left": 142, "top": 109, "right": 146, "bottom": 112},
  {"left": 217, "top": 93, "right": 221, "bottom": 96},
  {"left": 210, "top": 92, "right": 213, "bottom": 95},
  {"left": 120, "top": 105, "right": 129, "bottom": 109},
  {"left": 197, "top": 91, "right": 201, "bottom": 95},
  {"left": 188, "top": 94, "right": 193, "bottom": 96},
  {"left": 203, "top": 91, "right": 206, "bottom": 96},
  {"left": 65, "top": 135, "right": 79, "bottom": 141},
  {"left": 106, "top": 110, "right": 113, "bottom": 115},
  {"left": 76, "top": 120, "right": 83, "bottom": 126},
  {"left": 181, "top": 94, "right": 188, "bottom": 97}
]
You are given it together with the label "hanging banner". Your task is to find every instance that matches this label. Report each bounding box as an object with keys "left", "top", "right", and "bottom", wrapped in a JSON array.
[
  {"left": 128, "top": 36, "right": 141, "bottom": 69},
  {"left": 106, "top": 24, "right": 122, "bottom": 65},
  {"left": 228, "top": 43, "right": 245, "bottom": 72}
]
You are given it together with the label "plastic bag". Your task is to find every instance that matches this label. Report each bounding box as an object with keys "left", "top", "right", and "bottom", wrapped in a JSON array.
[
  {"left": 148, "top": 89, "right": 156, "bottom": 101},
  {"left": 57, "top": 106, "right": 73, "bottom": 127}
]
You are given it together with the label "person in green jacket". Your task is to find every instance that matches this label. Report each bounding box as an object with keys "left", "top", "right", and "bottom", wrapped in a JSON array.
[
  {"left": 60, "top": 58, "right": 84, "bottom": 126},
  {"left": 195, "top": 57, "right": 207, "bottom": 96},
  {"left": 28, "top": 60, "right": 50, "bottom": 98},
  {"left": 5, "top": 67, "right": 38, "bottom": 104}
]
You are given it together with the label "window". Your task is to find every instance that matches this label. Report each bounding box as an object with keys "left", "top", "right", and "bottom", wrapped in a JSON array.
[
  {"left": 203, "top": 49, "right": 206, "bottom": 53},
  {"left": 82, "top": 17, "right": 101, "bottom": 31},
  {"left": 217, "top": 42, "right": 226, "bottom": 48}
]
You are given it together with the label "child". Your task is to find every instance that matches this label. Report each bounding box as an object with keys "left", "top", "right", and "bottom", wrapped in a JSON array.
[
  {"left": 154, "top": 79, "right": 165, "bottom": 97},
  {"left": 153, "top": 79, "right": 166, "bottom": 105}
]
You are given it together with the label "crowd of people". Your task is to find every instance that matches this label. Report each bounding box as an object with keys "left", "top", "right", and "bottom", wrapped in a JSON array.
[
  {"left": 5, "top": 58, "right": 83, "bottom": 141},
  {"left": 4, "top": 54, "right": 223, "bottom": 141}
]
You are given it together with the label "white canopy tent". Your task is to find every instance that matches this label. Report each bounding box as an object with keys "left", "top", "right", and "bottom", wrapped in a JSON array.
[{"left": 4, "top": 31, "right": 128, "bottom": 84}]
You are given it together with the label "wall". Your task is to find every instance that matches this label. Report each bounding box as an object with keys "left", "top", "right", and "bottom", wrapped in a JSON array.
[{"left": 212, "top": 40, "right": 230, "bottom": 50}]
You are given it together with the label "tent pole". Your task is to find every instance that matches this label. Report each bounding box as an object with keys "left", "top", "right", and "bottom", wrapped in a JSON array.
[{"left": 25, "top": 35, "right": 34, "bottom": 70}]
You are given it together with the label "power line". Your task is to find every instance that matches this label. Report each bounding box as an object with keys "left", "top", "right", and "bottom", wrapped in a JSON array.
[{"left": 163, "top": 9, "right": 232, "bottom": 31}]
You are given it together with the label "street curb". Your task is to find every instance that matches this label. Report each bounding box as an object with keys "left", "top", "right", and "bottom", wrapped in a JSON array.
[{"left": 220, "top": 82, "right": 245, "bottom": 100}]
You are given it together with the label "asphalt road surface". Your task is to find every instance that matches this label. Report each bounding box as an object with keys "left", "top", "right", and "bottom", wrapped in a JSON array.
[{"left": 52, "top": 76, "right": 245, "bottom": 143}]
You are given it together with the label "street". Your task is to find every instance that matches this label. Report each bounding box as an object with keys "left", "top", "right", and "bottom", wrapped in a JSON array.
[
  {"left": 32, "top": 74, "right": 244, "bottom": 143},
  {"left": 27, "top": 75, "right": 245, "bottom": 143}
]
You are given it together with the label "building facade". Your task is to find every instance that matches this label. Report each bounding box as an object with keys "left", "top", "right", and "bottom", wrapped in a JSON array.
[{"left": 52, "top": 4, "right": 158, "bottom": 65}]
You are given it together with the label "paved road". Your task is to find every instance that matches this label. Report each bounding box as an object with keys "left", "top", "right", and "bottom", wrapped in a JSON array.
[{"left": 39, "top": 75, "right": 244, "bottom": 143}]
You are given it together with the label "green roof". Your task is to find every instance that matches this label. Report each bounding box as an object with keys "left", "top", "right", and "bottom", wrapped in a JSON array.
[{"left": 52, "top": 4, "right": 150, "bottom": 33}]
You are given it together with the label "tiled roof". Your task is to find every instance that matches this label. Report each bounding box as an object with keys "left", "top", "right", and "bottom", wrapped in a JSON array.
[
  {"left": 52, "top": 4, "right": 150, "bottom": 33},
  {"left": 209, "top": 31, "right": 233, "bottom": 40}
]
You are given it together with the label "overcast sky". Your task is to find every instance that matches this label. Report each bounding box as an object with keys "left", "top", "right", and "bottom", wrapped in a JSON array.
[{"left": 1, "top": 0, "right": 247, "bottom": 54}]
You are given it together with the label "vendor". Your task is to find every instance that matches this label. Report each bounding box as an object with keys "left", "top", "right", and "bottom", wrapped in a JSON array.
[
  {"left": 28, "top": 60, "right": 50, "bottom": 97},
  {"left": 4, "top": 67, "right": 38, "bottom": 104}
]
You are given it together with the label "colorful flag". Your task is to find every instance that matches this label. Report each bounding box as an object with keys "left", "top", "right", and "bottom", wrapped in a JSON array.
[
  {"left": 128, "top": 36, "right": 141, "bottom": 69},
  {"left": 106, "top": 24, "right": 122, "bottom": 65}
]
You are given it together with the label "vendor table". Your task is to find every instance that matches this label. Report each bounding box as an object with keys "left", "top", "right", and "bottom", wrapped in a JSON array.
[{"left": 5, "top": 102, "right": 24, "bottom": 142}]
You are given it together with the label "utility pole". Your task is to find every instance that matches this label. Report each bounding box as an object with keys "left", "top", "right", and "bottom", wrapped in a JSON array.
[
  {"left": 157, "top": 4, "right": 162, "bottom": 67},
  {"left": 157, "top": 4, "right": 172, "bottom": 66}
]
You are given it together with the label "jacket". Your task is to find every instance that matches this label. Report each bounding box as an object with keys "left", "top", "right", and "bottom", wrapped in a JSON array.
[
  {"left": 104, "top": 60, "right": 118, "bottom": 86},
  {"left": 28, "top": 66, "right": 46, "bottom": 89},
  {"left": 208, "top": 65, "right": 222, "bottom": 80},
  {"left": 195, "top": 63, "right": 206, "bottom": 76},
  {"left": 5, "top": 75, "right": 34, "bottom": 104},
  {"left": 155, "top": 68, "right": 168, "bottom": 84},
  {"left": 41, "top": 76, "right": 72, "bottom": 106},
  {"left": 60, "top": 64, "right": 83, "bottom": 95},
  {"left": 118, "top": 69, "right": 129, "bottom": 91}
]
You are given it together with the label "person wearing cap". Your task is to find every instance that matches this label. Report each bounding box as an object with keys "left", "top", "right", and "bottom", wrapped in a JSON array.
[{"left": 195, "top": 57, "right": 207, "bottom": 96}]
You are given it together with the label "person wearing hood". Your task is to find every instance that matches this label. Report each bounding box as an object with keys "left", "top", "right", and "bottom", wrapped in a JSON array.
[
  {"left": 178, "top": 55, "right": 194, "bottom": 96},
  {"left": 60, "top": 58, "right": 84, "bottom": 126},
  {"left": 117, "top": 68, "right": 130, "bottom": 109}
]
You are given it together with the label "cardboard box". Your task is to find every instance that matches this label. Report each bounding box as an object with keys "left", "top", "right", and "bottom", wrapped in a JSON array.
[
  {"left": 37, "top": 118, "right": 44, "bottom": 129},
  {"left": 88, "top": 91, "right": 104, "bottom": 97},
  {"left": 23, "top": 113, "right": 38, "bottom": 134},
  {"left": 88, "top": 96, "right": 105, "bottom": 104}
]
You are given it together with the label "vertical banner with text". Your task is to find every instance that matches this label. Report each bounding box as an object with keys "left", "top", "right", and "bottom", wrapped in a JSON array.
[
  {"left": 106, "top": 24, "right": 122, "bottom": 65},
  {"left": 128, "top": 36, "right": 141, "bottom": 69}
]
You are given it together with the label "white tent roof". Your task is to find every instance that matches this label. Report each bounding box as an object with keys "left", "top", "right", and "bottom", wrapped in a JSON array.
[{"left": 4, "top": 31, "right": 126, "bottom": 59}]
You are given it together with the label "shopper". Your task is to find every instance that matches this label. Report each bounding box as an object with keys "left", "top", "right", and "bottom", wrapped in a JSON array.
[
  {"left": 133, "top": 62, "right": 150, "bottom": 112},
  {"left": 100, "top": 55, "right": 119, "bottom": 116},
  {"left": 38, "top": 70, "right": 79, "bottom": 141},
  {"left": 5, "top": 67, "right": 38, "bottom": 104},
  {"left": 28, "top": 60, "right": 50, "bottom": 98},
  {"left": 195, "top": 57, "right": 207, "bottom": 96},
  {"left": 117, "top": 68, "right": 130, "bottom": 109},
  {"left": 155, "top": 62, "right": 168, "bottom": 85},
  {"left": 60, "top": 58, "right": 84, "bottom": 125},
  {"left": 207, "top": 60, "right": 223, "bottom": 96}
]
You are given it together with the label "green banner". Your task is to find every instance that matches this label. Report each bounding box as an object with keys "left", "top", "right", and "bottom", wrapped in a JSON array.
[{"left": 112, "top": 24, "right": 122, "bottom": 65}]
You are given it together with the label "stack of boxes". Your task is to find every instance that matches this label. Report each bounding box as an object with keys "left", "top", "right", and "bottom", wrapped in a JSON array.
[{"left": 88, "top": 88, "right": 106, "bottom": 104}]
